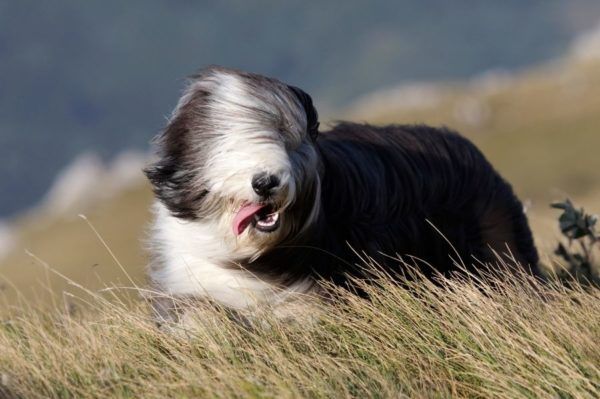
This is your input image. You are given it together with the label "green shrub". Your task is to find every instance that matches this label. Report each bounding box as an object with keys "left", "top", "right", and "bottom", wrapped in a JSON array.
[{"left": 551, "top": 199, "right": 600, "bottom": 286}]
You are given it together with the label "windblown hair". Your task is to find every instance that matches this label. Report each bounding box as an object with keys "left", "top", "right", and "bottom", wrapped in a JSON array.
[{"left": 145, "top": 66, "right": 539, "bottom": 321}]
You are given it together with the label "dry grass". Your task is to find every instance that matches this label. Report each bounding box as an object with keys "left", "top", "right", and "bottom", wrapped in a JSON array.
[{"left": 1, "top": 260, "right": 598, "bottom": 398}]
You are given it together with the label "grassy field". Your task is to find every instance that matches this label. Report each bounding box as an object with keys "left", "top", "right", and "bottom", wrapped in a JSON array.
[
  {"left": 0, "top": 184, "right": 152, "bottom": 305},
  {"left": 1, "top": 265, "right": 599, "bottom": 398}
]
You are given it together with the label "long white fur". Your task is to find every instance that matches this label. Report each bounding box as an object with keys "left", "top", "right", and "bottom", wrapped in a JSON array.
[
  {"left": 188, "top": 72, "right": 300, "bottom": 213},
  {"left": 149, "top": 70, "right": 318, "bottom": 310},
  {"left": 150, "top": 203, "right": 313, "bottom": 309}
]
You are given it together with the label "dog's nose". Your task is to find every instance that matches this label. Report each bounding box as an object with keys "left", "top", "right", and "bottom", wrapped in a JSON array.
[{"left": 251, "top": 173, "right": 280, "bottom": 197}]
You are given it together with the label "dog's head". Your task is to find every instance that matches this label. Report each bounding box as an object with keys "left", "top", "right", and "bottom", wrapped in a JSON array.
[{"left": 145, "top": 66, "right": 321, "bottom": 260}]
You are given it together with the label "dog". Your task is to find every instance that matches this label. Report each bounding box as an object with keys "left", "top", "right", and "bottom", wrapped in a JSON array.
[{"left": 144, "top": 66, "right": 539, "bottom": 322}]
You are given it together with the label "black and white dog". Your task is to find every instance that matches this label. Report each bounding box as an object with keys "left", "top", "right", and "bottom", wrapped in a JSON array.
[{"left": 145, "top": 66, "right": 539, "bottom": 320}]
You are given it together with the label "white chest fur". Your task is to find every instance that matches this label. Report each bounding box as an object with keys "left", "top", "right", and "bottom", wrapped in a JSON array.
[{"left": 148, "top": 203, "right": 309, "bottom": 309}]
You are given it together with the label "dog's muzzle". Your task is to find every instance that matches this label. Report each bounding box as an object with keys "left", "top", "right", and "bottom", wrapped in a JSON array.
[
  {"left": 251, "top": 173, "right": 280, "bottom": 197},
  {"left": 232, "top": 173, "right": 284, "bottom": 235}
]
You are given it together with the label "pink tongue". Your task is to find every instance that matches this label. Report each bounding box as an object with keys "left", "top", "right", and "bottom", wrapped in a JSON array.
[{"left": 233, "top": 203, "right": 267, "bottom": 235}]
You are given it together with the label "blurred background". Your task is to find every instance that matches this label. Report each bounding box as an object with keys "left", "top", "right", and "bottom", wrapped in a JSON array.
[{"left": 2, "top": 0, "right": 600, "bottom": 304}]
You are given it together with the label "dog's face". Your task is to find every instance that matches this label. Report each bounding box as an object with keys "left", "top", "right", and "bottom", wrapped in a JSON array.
[{"left": 146, "top": 67, "right": 321, "bottom": 260}]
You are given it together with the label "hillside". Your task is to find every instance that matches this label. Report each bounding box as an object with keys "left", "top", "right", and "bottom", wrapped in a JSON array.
[{"left": 2, "top": 39, "right": 600, "bottom": 305}]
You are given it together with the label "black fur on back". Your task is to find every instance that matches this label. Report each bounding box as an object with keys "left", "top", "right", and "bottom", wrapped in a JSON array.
[{"left": 249, "top": 122, "right": 540, "bottom": 285}]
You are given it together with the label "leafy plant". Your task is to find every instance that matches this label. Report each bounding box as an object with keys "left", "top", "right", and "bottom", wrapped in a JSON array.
[{"left": 551, "top": 199, "right": 600, "bottom": 285}]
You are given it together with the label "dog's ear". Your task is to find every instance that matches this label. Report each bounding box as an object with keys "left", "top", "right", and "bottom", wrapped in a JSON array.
[
  {"left": 144, "top": 103, "right": 208, "bottom": 220},
  {"left": 287, "top": 85, "right": 320, "bottom": 141}
]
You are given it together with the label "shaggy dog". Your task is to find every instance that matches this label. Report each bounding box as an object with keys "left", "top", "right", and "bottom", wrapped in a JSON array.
[{"left": 145, "top": 66, "right": 539, "bottom": 322}]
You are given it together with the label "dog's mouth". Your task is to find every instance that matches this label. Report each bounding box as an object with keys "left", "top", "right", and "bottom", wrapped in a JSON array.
[{"left": 233, "top": 203, "right": 280, "bottom": 235}]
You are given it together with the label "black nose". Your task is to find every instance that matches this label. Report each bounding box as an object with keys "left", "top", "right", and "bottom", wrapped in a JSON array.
[{"left": 252, "top": 173, "right": 280, "bottom": 197}]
